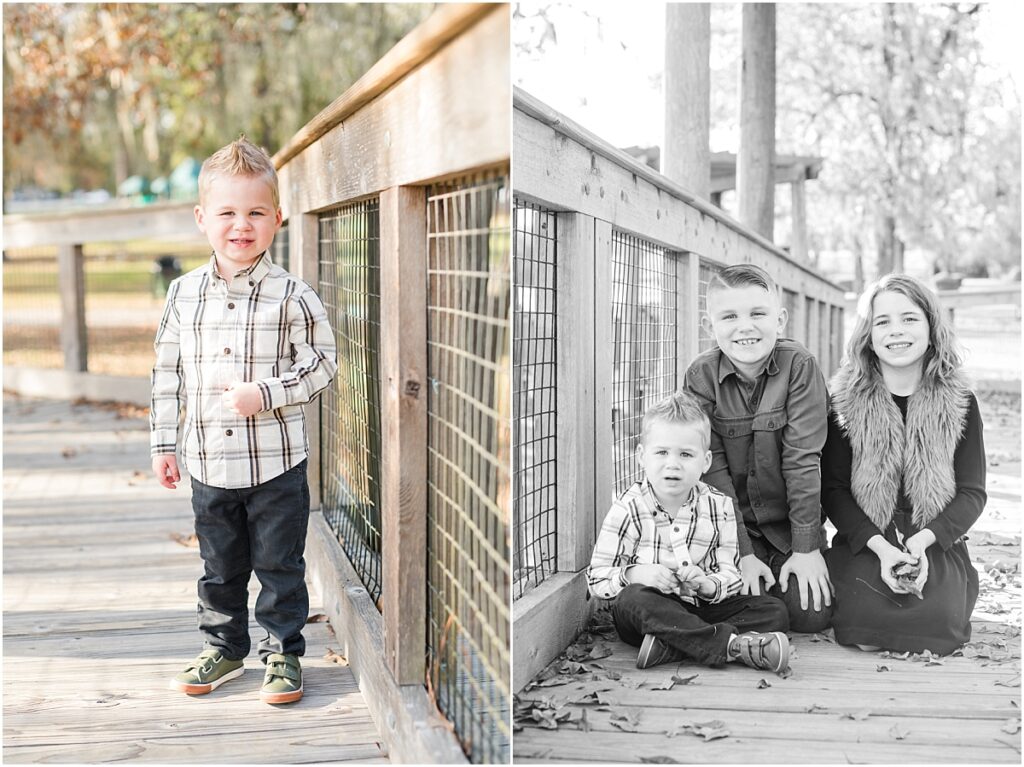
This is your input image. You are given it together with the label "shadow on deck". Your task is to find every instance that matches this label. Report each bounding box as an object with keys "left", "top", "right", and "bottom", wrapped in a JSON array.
[{"left": 514, "top": 544, "right": 1022, "bottom": 764}]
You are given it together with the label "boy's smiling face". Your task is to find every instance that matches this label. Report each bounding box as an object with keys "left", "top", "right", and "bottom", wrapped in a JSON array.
[
  {"left": 703, "top": 283, "right": 788, "bottom": 381},
  {"left": 637, "top": 420, "right": 712, "bottom": 509},
  {"left": 194, "top": 173, "right": 281, "bottom": 276}
]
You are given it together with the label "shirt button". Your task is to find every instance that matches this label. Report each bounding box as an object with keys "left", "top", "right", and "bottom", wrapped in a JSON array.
[
  {"left": 680, "top": 561, "right": 689, "bottom": 567},
  {"left": 223, "top": 347, "right": 231, "bottom": 355},
  {"left": 673, "top": 527, "right": 680, "bottom": 533},
  {"left": 225, "top": 429, "right": 233, "bottom": 436},
  {"left": 248, "top": 280, "right": 255, "bottom": 287},
  {"left": 768, "top": 421, "right": 775, "bottom": 428},
  {"left": 728, "top": 428, "right": 735, "bottom": 436},
  {"left": 227, "top": 302, "right": 235, "bottom": 309}
]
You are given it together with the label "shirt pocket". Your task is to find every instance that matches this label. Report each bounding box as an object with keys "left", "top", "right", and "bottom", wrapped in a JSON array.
[{"left": 710, "top": 412, "right": 753, "bottom": 440}]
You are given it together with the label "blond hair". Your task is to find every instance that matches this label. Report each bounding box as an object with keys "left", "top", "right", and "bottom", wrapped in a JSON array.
[
  {"left": 706, "top": 263, "right": 779, "bottom": 302},
  {"left": 640, "top": 391, "right": 711, "bottom": 450},
  {"left": 198, "top": 136, "right": 279, "bottom": 208}
]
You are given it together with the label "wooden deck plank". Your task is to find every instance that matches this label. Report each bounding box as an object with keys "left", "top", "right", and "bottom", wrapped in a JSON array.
[{"left": 2, "top": 395, "right": 391, "bottom": 764}]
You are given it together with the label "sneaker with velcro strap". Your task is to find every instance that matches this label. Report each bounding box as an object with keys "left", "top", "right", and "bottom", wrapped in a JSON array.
[
  {"left": 728, "top": 631, "right": 790, "bottom": 673},
  {"left": 636, "top": 633, "right": 687, "bottom": 669},
  {"left": 260, "top": 652, "right": 303, "bottom": 704},
  {"left": 169, "top": 648, "right": 244, "bottom": 694}
]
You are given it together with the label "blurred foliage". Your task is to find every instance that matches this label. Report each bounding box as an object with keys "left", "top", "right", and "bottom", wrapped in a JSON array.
[{"left": 3, "top": 2, "right": 433, "bottom": 195}]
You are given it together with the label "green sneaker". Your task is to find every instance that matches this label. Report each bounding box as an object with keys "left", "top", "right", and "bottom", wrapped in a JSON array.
[
  {"left": 169, "top": 649, "right": 244, "bottom": 694},
  {"left": 260, "top": 653, "right": 303, "bottom": 704}
]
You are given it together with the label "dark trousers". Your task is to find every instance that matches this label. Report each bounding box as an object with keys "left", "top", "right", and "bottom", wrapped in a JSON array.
[
  {"left": 190, "top": 460, "right": 310, "bottom": 662},
  {"left": 611, "top": 584, "right": 789, "bottom": 667},
  {"left": 748, "top": 534, "right": 833, "bottom": 633}
]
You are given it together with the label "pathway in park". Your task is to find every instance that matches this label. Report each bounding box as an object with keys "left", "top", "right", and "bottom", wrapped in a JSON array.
[{"left": 2, "top": 394, "right": 389, "bottom": 763}]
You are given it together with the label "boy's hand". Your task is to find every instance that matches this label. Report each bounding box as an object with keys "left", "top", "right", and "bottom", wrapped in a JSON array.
[
  {"left": 739, "top": 553, "right": 776, "bottom": 596},
  {"left": 626, "top": 564, "right": 679, "bottom": 594},
  {"left": 779, "top": 550, "right": 834, "bottom": 611},
  {"left": 152, "top": 453, "right": 180, "bottom": 489},
  {"left": 222, "top": 381, "right": 263, "bottom": 418}
]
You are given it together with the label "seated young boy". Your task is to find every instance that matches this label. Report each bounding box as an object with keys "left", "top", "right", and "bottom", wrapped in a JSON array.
[
  {"left": 588, "top": 392, "right": 790, "bottom": 672},
  {"left": 683, "top": 264, "right": 832, "bottom": 633}
]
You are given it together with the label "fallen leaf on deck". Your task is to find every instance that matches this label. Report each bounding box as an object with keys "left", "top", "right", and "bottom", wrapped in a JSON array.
[
  {"left": 643, "top": 678, "right": 678, "bottom": 691},
  {"left": 889, "top": 725, "right": 909, "bottom": 740},
  {"left": 578, "top": 709, "right": 590, "bottom": 733},
  {"left": 640, "top": 758, "right": 677, "bottom": 764},
  {"left": 924, "top": 658, "right": 945, "bottom": 666},
  {"left": 610, "top": 709, "right": 642, "bottom": 733},
  {"left": 777, "top": 665, "right": 793, "bottom": 679},
  {"left": 672, "top": 673, "right": 700, "bottom": 685},
  {"left": 324, "top": 647, "right": 349, "bottom": 665},
  {"left": 604, "top": 670, "right": 622, "bottom": 681},
  {"left": 805, "top": 704, "right": 829, "bottom": 713},
  {"left": 306, "top": 613, "right": 329, "bottom": 623},
  {"left": 1002, "top": 719, "right": 1021, "bottom": 734},
  {"left": 534, "top": 675, "right": 575, "bottom": 688},
  {"left": 559, "top": 661, "right": 588, "bottom": 675},
  {"left": 61, "top": 447, "right": 77, "bottom": 458},
  {"left": 995, "top": 676, "right": 1021, "bottom": 688},
  {"left": 587, "top": 645, "right": 613, "bottom": 661},
  {"left": 692, "top": 720, "right": 731, "bottom": 741},
  {"left": 841, "top": 710, "right": 871, "bottom": 721},
  {"left": 170, "top": 532, "right": 199, "bottom": 547},
  {"left": 876, "top": 665, "right": 891, "bottom": 672},
  {"left": 756, "top": 678, "right": 771, "bottom": 689}
]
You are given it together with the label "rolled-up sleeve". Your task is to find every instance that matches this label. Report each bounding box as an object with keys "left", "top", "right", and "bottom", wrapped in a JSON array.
[{"left": 587, "top": 503, "right": 638, "bottom": 600}]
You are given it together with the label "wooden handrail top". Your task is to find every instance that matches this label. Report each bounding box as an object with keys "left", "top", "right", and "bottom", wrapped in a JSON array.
[
  {"left": 273, "top": 3, "right": 499, "bottom": 169},
  {"left": 514, "top": 86, "right": 843, "bottom": 291}
]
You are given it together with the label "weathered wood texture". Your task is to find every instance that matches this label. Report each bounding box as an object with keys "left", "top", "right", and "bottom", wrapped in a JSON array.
[
  {"left": 2, "top": 202, "right": 204, "bottom": 249},
  {"left": 514, "top": 628, "right": 1021, "bottom": 764},
  {"left": 2, "top": 396, "right": 389, "bottom": 764},
  {"left": 663, "top": 3, "right": 711, "bottom": 199},
  {"left": 56, "top": 244, "right": 87, "bottom": 372},
  {"left": 738, "top": 3, "right": 776, "bottom": 239}
]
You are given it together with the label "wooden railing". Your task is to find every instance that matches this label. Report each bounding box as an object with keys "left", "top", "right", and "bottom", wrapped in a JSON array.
[
  {"left": 274, "top": 5, "right": 509, "bottom": 763},
  {"left": 511, "top": 87, "right": 846, "bottom": 691}
]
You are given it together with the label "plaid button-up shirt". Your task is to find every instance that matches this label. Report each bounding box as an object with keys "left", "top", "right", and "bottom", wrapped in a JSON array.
[
  {"left": 150, "top": 253, "right": 337, "bottom": 489},
  {"left": 587, "top": 479, "right": 743, "bottom": 604}
]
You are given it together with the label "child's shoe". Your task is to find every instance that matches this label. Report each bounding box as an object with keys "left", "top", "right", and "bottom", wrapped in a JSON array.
[
  {"left": 169, "top": 648, "right": 244, "bottom": 694},
  {"left": 636, "top": 633, "right": 686, "bottom": 669},
  {"left": 728, "top": 631, "right": 790, "bottom": 673},
  {"left": 260, "top": 653, "right": 303, "bottom": 704}
]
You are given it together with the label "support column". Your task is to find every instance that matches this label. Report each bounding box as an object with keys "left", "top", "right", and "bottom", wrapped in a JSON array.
[
  {"left": 379, "top": 185, "right": 428, "bottom": 685},
  {"left": 790, "top": 175, "right": 807, "bottom": 261},
  {"left": 57, "top": 243, "right": 87, "bottom": 372},
  {"left": 738, "top": 3, "right": 776, "bottom": 240},
  {"left": 663, "top": 3, "right": 711, "bottom": 199}
]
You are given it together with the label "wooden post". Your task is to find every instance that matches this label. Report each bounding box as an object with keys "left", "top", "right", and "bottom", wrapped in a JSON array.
[
  {"left": 556, "top": 214, "right": 597, "bottom": 572},
  {"left": 592, "top": 220, "right": 615, "bottom": 534},
  {"left": 678, "top": 252, "right": 701, "bottom": 370},
  {"left": 663, "top": 3, "right": 711, "bottom": 199},
  {"left": 738, "top": 3, "right": 776, "bottom": 240},
  {"left": 294, "top": 213, "right": 324, "bottom": 510},
  {"left": 378, "top": 185, "right": 427, "bottom": 684},
  {"left": 57, "top": 243, "right": 87, "bottom": 372},
  {"left": 790, "top": 175, "right": 807, "bottom": 261}
]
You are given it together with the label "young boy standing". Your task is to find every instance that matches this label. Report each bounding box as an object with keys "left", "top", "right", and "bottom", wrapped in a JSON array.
[
  {"left": 588, "top": 392, "right": 791, "bottom": 673},
  {"left": 151, "top": 137, "right": 337, "bottom": 704},
  {"left": 683, "top": 264, "right": 832, "bottom": 633}
]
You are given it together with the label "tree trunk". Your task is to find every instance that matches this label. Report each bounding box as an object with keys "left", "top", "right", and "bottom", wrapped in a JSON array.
[
  {"left": 663, "top": 3, "right": 710, "bottom": 199},
  {"left": 738, "top": 3, "right": 776, "bottom": 240}
]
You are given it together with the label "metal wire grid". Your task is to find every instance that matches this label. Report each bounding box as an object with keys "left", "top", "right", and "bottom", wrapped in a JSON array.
[
  {"left": 610, "top": 232, "right": 679, "bottom": 498},
  {"left": 697, "top": 259, "right": 724, "bottom": 353},
  {"left": 511, "top": 199, "right": 558, "bottom": 601},
  {"left": 426, "top": 173, "right": 511, "bottom": 764},
  {"left": 271, "top": 220, "right": 290, "bottom": 272},
  {"left": 317, "top": 199, "right": 384, "bottom": 604}
]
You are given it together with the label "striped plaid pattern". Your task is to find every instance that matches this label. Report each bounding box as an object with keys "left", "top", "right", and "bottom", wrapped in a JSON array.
[
  {"left": 588, "top": 479, "right": 743, "bottom": 604},
  {"left": 151, "top": 253, "right": 337, "bottom": 489}
]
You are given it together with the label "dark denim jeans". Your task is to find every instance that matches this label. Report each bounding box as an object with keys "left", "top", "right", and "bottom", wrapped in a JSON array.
[
  {"left": 612, "top": 584, "right": 789, "bottom": 667},
  {"left": 190, "top": 460, "right": 310, "bottom": 662},
  {"left": 748, "top": 533, "right": 833, "bottom": 633}
]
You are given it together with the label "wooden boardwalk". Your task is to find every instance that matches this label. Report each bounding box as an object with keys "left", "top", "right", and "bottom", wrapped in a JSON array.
[
  {"left": 2, "top": 395, "right": 389, "bottom": 763},
  {"left": 514, "top": 541, "right": 1022, "bottom": 763}
]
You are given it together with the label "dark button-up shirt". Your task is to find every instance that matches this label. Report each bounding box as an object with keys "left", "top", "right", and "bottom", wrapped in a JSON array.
[{"left": 683, "top": 338, "right": 828, "bottom": 556}]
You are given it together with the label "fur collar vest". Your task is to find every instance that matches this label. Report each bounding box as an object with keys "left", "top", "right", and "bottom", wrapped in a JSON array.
[{"left": 829, "top": 365, "right": 970, "bottom": 530}]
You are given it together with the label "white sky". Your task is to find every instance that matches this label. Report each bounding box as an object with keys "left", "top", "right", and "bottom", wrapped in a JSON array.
[{"left": 513, "top": 1, "right": 1023, "bottom": 151}]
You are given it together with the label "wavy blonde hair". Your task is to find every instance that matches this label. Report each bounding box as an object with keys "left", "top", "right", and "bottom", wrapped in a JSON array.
[
  {"left": 842, "top": 273, "right": 963, "bottom": 391},
  {"left": 198, "top": 135, "right": 279, "bottom": 208}
]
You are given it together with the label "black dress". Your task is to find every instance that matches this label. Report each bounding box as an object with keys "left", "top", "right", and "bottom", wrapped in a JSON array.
[{"left": 823, "top": 392, "right": 986, "bottom": 654}]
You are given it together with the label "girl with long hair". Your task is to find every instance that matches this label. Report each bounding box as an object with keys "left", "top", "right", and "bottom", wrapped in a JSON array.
[{"left": 823, "top": 274, "right": 986, "bottom": 654}]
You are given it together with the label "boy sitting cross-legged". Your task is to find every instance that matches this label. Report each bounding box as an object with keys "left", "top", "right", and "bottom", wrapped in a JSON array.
[{"left": 588, "top": 391, "right": 791, "bottom": 673}]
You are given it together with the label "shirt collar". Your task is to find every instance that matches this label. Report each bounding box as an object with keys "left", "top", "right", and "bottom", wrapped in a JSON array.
[
  {"left": 640, "top": 477, "right": 698, "bottom": 516},
  {"left": 716, "top": 344, "right": 780, "bottom": 383},
  {"left": 206, "top": 251, "right": 272, "bottom": 285}
]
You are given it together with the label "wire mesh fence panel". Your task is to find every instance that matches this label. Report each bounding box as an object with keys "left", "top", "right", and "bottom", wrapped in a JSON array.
[
  {"left": 3, "top": 247, "right": 61, "bottom": 369},
  {"left": 697, "top": 259, "right": 723, "bottom": 354},
  {"left": 318, "top": 199, "right": 384, "bottom": 604},
  {"left": 610, "top": 232, "right": 679, "bottom": 498},
  {"left": 426, "top": 173, "right": 511, "bottom": 764},
  {"left": 511, "top": 199, "right": 558, "bottom": 601},
  {"left": 272, "top": 221, "right": 290, "bottom": 272}
]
